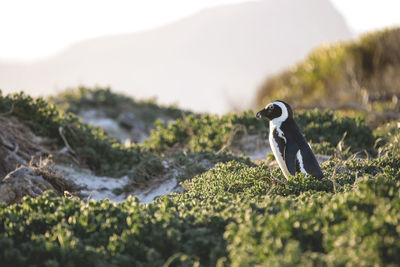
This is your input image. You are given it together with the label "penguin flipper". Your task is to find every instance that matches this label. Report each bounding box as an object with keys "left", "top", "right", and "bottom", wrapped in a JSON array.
[{"left": 284, "top": 139, "right": 299, "bottom": 176}]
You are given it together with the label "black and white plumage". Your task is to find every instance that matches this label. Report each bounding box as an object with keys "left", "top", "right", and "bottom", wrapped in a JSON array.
[{"left": 256, "top": 100, "right": 324, "bottom": 180}]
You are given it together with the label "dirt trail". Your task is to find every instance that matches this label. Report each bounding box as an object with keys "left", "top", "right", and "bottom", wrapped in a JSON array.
[{"left": 0, "top": 115, "right": 181, "bottom": 204}]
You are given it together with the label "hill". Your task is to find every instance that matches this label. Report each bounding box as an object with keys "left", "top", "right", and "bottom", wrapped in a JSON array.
[
  {"left": 0, "top": 0, "right": 352, "bottom": 114},
  {"left": 256, "top": 27, "right": 400, "bottom": 123}
]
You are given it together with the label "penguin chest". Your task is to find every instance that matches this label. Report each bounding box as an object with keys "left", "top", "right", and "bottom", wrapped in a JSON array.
[{"left": 269, "top": 124, "right": 291, "bottom": 179}]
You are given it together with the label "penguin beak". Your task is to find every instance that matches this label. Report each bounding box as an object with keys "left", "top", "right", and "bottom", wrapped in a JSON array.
[{"left": 256, "top": 108, "right": 268, "bottom": 119}]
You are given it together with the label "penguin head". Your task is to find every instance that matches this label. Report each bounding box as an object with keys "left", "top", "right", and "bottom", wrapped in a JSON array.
[{"left": 256, "top": 100, "right": 293, "bottom": 122}]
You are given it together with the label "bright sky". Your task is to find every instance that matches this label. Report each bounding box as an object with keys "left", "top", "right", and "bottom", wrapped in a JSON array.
[{"left": 0, "top": 0, "right": 399, "bottom": 62}]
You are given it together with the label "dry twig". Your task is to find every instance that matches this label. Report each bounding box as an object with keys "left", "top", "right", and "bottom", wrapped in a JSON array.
[{"left": 58, "top": 126, "right": 76, "bottom": 155}]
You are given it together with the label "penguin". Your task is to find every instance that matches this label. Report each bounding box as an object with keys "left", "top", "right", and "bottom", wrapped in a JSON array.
[{"left": 256, "top": 100, "right": 324, "bottom": 180}]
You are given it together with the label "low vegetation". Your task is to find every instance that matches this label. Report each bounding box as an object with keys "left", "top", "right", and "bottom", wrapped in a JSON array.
[
  {"left": 0, "top": 90, "right": 146, "bottom": 177},
  {"left": 1, "top": 26, "right": 400, "bottom": 265},
  {"left": 143, "top": 111, "right": 266, "bottom": 153},
  {"left": 0, "top": 90, "right": 249, "bottom": 182},
  {"left": 49, "top": 86, "right": 189, "bottom": 132},
  {"left": 144, "top": 108, "right": 375, "bottom": 155},
  {"left": 0, "top": 136, "right": 399, "bottom": 265}
]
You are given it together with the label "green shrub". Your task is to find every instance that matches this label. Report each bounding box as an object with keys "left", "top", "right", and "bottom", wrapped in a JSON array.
[
  {"left": 144, "top": 108, "right": 375, "bottom": 154},
  {"left": 374, "top": 121, "right": 400, "bottom": 155},
  {"left": 1, "top": 151, "right": 399, "bottom": 266},
  {"left": 0, "top": 192, "right": 228, "bottom": 266},
  {"left": 49, "top": 87, "right": 189, "bottom": 129},
  {"left": 169, "top": 151, "right": 253, "bottom": 181},
  {"left": 179, "top": 156, "right": 393, "bottom": 201},
  {"left": 0, "top": 90, "right": 150, "bottom": 177},
  {"left": 143, "top": 111, "right": 267, "bottom": 153},
  {"left": 224, "top": 175, "right": 400, "bottom": 266},
  {"left": 295, "top": 109, "right": 376, "bottom": 154},
  {"left": 0, "top": 91, "right": 67, "bottom": 139}
]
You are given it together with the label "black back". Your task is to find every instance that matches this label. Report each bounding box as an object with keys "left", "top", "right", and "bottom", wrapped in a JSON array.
[{"left": 281, "top": 117, "right": 324, "bottom": 179}]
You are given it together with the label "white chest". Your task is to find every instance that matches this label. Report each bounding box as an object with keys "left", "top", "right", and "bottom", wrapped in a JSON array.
[{"left": 269, "top": 122, "right": 291, "bottom": 179}]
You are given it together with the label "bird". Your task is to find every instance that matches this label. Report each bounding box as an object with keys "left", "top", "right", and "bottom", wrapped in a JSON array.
[{"left": 256, "top": 100, "right": 324, "bottom": 180}]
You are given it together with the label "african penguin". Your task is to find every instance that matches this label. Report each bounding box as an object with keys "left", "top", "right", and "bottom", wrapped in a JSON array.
[{"left": 256, "top": 100, "right": 324, "bottom": 180}]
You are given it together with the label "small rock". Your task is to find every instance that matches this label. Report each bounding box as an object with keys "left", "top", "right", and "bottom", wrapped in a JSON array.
[{"left": 0, "top": 159, "right": 83, "bottom": 205}]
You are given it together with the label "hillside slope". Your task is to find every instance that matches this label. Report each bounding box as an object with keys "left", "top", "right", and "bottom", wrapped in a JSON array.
[
  {"left": 256, "top": 27, "right": 400, "bottom": 118},
  {"left": 0, "top": 88, "right": 399, "bottom": 265},
  {"left": 0, "top": 0, "right": 352, "bottom": 113}
]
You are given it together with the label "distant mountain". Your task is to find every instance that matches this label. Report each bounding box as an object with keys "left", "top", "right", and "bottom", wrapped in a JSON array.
[{"left": 0, "top": 0, "right": 352, "bottom": 114}]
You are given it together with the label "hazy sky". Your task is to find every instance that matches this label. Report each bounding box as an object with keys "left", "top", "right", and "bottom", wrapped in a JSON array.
[{"left": 0, "top": 0, "right": 399, "bottom": 62}]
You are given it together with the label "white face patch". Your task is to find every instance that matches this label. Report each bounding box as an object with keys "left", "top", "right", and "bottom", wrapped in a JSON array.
[{"left": 268, "top": 101, "right": 288, "bottom": 126}]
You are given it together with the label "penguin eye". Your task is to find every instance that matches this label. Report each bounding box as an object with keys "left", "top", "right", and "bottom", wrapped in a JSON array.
[{"left": 269, "top": 105, "right": 274, "bottom": 110}]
